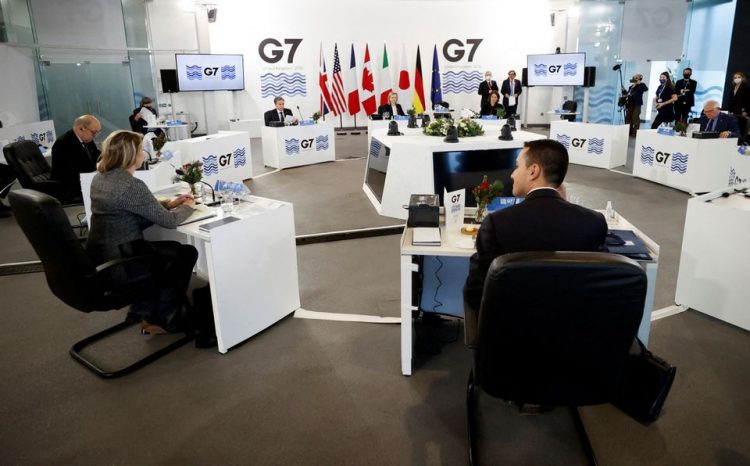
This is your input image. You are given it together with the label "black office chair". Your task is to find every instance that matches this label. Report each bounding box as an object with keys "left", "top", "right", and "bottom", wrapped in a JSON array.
[
  {"left": 9, "top": 189, "right": 193, "bottom": 378},
  {"left": 467, "top": 251, "right": 647, "bottom": 466},
  {"left": 2, "top": 140, "right": 73, "bottom": 202},
  {"left": 562, "top": 100, "right": 578, "bottom": 122}
]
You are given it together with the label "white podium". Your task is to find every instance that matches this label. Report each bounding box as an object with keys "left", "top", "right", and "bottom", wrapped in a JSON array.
[
  {"left": 261, "top": 123, "right": 335, "bottom": 169},
  {"left": 633, "top": 130, "right": 737, "bottom": 193},
  {"left": 171, "top": 131, "right": 253, "bottom": 185},
  {"left": 228, "top": 119, "right": 263, "bottom": 165},
  {"left": 550, "top": 121, "right": 629, "bottom": 169},
  {"left": 0, "top": 120, "right": 56, "bottom": 157},
  {"left": 676, "top": 185, "right": 750, "bottom": 331}
]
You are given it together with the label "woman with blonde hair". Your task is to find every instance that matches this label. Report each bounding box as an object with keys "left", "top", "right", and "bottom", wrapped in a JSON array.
[{"left": 86, "top": 130, "right": 197, "bottom": 334}]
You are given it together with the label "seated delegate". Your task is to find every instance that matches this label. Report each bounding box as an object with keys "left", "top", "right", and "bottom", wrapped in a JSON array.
[
  {"left": 51, "top": 115, "right": 102, "bottom": 202},
  {"left": 264, "top": 96, "right": 296, "bottom": 126},
  {"left": 129, "top": 97, "right": 159, "bottom": 135},
  {"left": 86, "top": 130, "right": 197, "bottom": 334},
  {"left": 377, "top": 92, "right": 405, "bottom": 119},
  {"left": 480, "top": 91, "right": 502, "bottom": 117},
  {"left": 697, "top": 100, "right": 740, "bottom": 139}
]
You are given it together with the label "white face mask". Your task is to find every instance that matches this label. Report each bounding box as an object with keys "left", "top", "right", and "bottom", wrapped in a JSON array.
[
  {"left": 734, "top": 78, "right": 743, "bottom": 85},
  {"left": 485, "top": 75, "right": 492, "bottom": 81}
]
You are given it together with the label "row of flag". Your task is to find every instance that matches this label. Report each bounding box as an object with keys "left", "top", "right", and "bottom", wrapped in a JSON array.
[{"left": 318, "top": 43, "right": 442, "bottom": 118}]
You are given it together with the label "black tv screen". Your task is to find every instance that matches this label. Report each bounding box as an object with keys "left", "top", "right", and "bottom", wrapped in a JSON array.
[
  {"left": 365, "top": 137, "right": 391, "bottom": 202},
  {"left": 433, "top": 148, "right": 520, "bottom": 207}
]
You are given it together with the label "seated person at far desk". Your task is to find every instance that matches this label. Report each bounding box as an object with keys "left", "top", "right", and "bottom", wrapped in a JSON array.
[
  {"left": 377, "top": 92, "right": 406, "bottom": 119},
  {"left": 463, "top": 139, "right": 607, "bottom": 346},
  {"left": 264, "top": 96, "right": 296, "bottom": 126},
  {"left": 86, "top": 130, "right": 198, "bottom": 334},
  {"left": 480, "top": 91, "right": 502, "bottom": 117},
  {"left": 697, "top": 100, "right": 740, "bottom": 139},
  {"left": 51, "top": 114, "right": 102, "bottom": 202}
]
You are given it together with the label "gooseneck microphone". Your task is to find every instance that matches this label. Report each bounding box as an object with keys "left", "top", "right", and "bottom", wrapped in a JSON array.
[
  {"left": 296, "top": 105, "right": 304, "bottom": 120},
  {"left": 174, "top": 168, "right": 219, "bottom": 206}
]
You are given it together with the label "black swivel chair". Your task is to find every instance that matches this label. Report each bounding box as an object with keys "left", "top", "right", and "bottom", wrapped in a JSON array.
[
  {"left": 9, "top": 189, "right": 193, "bottom": 378},
  {"left": 562, "top": 100, "right": 578, "bottom": 122},
  {"left": 467, "top": 251, "right": 647, "bottom": 466},
  {"left": 2, "top": 140, "right": 72, "bottom": 202}
]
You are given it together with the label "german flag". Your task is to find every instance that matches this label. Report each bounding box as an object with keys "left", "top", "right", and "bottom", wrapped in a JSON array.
[{"left": 412, "top": 46, "right": 426, "bottom": 114}]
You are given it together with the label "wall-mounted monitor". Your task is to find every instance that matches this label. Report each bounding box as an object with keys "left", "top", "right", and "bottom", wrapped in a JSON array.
[
  {"left": 175, "top": 54, "right": 245, "bottom": 91},
  {"left": 527, "top": 53, "right": 586, "bottom": 86}
]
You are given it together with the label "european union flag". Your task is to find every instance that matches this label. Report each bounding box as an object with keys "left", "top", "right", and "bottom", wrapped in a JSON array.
[{"left": 430, "top": 45, "right": 443, "bottom": 108}]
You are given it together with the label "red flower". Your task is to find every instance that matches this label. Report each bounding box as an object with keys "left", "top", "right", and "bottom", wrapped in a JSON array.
[{"left": 480, "top": 181, "right": 490, "bottom": 190}]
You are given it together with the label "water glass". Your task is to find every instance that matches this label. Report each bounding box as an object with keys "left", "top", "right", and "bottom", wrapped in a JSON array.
[{"left": 220, "top": 192, "right": 233, "bottom": 213}]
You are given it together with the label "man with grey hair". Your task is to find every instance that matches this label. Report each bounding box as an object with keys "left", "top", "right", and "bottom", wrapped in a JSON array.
[
  {"left": 51, "top": 114, "right": 102, "bottom": 202},
  {"left": 624, "top": 73, "right": 648, "bottom": 137},
  {"left": 698, "top": 100, "right": 739, "bottom": 139},
  {"left": 263, "top": 96, "right": 295, "bottom": 126}
]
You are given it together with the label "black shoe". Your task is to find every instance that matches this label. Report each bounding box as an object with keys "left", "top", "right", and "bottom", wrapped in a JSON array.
[{"left": 195, "top": 332, "right": 217, "bottom": 349}]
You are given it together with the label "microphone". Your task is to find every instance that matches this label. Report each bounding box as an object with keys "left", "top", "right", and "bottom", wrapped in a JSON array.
[
  {"left": 296, "top": 105, "right": 304, "bottom": 120},
  {"left": 612, "top": 64, "right": 622, "bottom": 71},
  {"left": 174, "top": 168, "right": 219, "bottom": 206}
]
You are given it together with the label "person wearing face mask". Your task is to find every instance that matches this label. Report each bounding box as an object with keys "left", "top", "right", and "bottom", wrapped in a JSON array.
[
  {"left": 477, "top": 71, "right": 499, "bottom": 109},
  {"left": 624, "top": 74, "right": 648, "bottom": 137},
  {"left": 728, "top": 72, "right": 750, "bottom": 118},
  {"left": 650, "top": 72, "right": 678, "bottom": 129},
  {"left": 674, "top": 68, "right": 697, "bottom": 123}
]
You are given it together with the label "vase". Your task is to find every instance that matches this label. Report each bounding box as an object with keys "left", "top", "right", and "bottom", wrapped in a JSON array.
[
  {"left": 188, "top": 183, "right": 197, "bottom": 196},
  {"left": 475, "top": 202, "right": 487, "bottom": 223}
]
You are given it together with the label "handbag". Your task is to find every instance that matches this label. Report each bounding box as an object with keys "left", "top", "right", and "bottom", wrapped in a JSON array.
[{"left": 613, "top": 339, "right": 676, "bottom": 424}]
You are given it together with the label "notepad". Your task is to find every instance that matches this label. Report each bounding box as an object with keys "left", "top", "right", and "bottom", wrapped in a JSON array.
[
  {"left": 178, "top": 204, "right": 216, "bottom": 226},
  {"left": 412, "top": 227, "right": 441, "bottom": 246}
]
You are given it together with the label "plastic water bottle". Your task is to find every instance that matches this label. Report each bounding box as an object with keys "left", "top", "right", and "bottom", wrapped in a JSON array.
[{"left": 605, "top": 201, "right": 616, "bottom": 223}]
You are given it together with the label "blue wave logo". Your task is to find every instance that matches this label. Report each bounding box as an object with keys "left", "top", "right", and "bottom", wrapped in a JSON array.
[
  {"left": 563, "top": 63, "right": 578, "bottom": 76},
  {"left": 728, "top": 166, "right": 747, "bottom": 185},
  {"left": 534, "top": 64, "right": 547, "bottom": 76},
  {"left": 578, "top": 85, "right": 616, "bottom": 124},
  {"left": 369, "top": 139, "right": 382, "bottom": 158},
  {"left": 202, "top": 154, "right": 219, "bottom": 175},
  {"left": 442, "top": 70, "right": 483, "bottom": 94},
  {"left": 556, "top": 134, "right": 570, "bottom": 149},
  {"left": 260, "top": 72, "right": 307, "bottom": 98},
  {"left": 315, "top": 135, "right": 329, "bottom": 151},
  {"left": 694, "top": 85, "right": 723, "bottom": 97},
  {"left": 14, "top": 136, "right": 25, "bottom": 142},
  {"left": 640, "top": 145, "right": 655, "bottom": 165},
  {"left": 284, "top": 138, "right": 300, "bottom": 155},
  {"left": 587, "top": 137, "right": 604, "bottom": 155},
  {"left": 46, "top": 130, "right": 54, "bottom": 142},
  {"left": 162, "top": 150, "right": 174, "bottom": 161},
  {"left": 186, "top": 65, "right": 202, "bottom": 81},
  {"left": 31, "top": 132, "right": 40, "bottom": 143},
  {"left": 220, "top": 65, "right": 236, "bottom": 80},
  {"left": 670, "top": 152, "right": 689, "bottom": 174},
  {"left": 233, "top": 147, "right": 246, "bottom": 167},
  {"left": 739, "top": 145, "right": 748, "bottom": 155}
]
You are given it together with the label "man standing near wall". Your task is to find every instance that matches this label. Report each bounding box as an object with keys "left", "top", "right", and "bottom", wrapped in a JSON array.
[
  {"left": 675, "top": 67, "right": 698, "bottom": 123},
  {"left": 625, "top": 74, "right": 648, "bottom": 137}
]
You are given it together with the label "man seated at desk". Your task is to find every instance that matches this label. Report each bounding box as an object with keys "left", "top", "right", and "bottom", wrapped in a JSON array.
[
  {"left": 697, "top": 100, "right": 740, "bottom": 139},
  {"left": 377, "top": 92, "right": 405, "bottom": 119},
  {"left": 463, "top": 139, "right": 607, "bottom": 346},
  {"left": 264, "top": 96, "right": 296, "bottom": 126},
  {"left": 51, "top": 114, "right": 102, "bottom": 202}
]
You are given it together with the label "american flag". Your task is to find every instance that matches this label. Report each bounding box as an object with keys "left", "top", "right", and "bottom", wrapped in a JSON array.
[{"left": 330, "top": 44, "right": 347, "bottom": 116}]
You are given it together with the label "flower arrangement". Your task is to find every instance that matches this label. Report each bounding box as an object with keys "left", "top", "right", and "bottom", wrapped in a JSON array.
[
  {"left": 423, "top": 117, "right": 485, "bottom": 137},
  {"left": 496, "top": 107, "right": 506, "bottom": 119},
  {"left": 174, "top": 160, "right": 203, "bottom": 195},
  {"left": 674, "top": 119, "right": 687, "bottom": 136},
  {"left": 472, "top": 175, "right": 504, "bottom": 222},
  {"left": 407, "top": 107, "right": 417, "bottom": 116},
  {"left": 312, "top": 111, "right": 322, "bottom": 122}
]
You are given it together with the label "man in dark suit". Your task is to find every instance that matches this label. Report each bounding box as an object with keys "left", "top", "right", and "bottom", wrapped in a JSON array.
[
  {"left": 463, "top": 139, "right": 607, "bottom": 345},
  {"left": 477, "top": 71, "right": 499, "bottom": 109},
  {"left": 264, "top": 96, "right": 295, "bottom": 126},
  {"left": 698, "top": 100, "right": 740, "bottom": 138},
  {"left": 51, "top": 114, "right": 101, "bottom": 202},
  {"left": 674, "top": 67, "right": 698, "bottom": 123},
  {"left": 377, "top": 92, "right": 405, "bottom": 118},
  {"left": 500, "top": 70, "right": 522, "bottom": 116}
]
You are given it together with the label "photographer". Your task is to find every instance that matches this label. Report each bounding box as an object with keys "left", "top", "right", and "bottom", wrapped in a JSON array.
[{"left": 624, "top": 74, "right": 648, "bottom": 137}]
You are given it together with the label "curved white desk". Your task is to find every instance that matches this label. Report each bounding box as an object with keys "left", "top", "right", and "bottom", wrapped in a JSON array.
[{"left": 363, "top": 127, "right": 544, "bottom": 219}]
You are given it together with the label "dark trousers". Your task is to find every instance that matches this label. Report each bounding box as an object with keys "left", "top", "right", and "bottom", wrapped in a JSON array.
[
  {"left": 625, "top": 106, "right": 642, "bottom": 136},
  {"left": 504, "top": 104, "right": 518, "bottom": 117},
  {"left": 651, "top": 113, "right": 675, "bottom": 129},
  {"left": 675, "top": 102, "right": 692, "bottom": 123}
]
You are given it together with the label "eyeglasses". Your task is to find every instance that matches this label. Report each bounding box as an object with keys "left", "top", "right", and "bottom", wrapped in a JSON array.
[{"left": 84, "top": 126, "right": 101, "bottom": 137}]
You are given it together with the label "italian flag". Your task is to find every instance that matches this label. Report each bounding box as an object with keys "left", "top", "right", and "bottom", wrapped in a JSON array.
[{"left": 379, "top": 44, "right": 393, "bottom": 106}]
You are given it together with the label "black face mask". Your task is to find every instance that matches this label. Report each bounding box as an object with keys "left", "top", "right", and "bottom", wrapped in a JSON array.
[
  {"left": 630, "top": 78, "right": 637, "bottom": 83},
  {"left": 683, "top": 74, "right": 691, "bottom": 79}
]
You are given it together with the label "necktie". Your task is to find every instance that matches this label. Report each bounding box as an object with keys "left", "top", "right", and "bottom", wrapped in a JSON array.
[
  {"left": 510, "top": 81, "right": 514, "bottom": 94},
  {"left": 708, "top": 117, "right": 716, "bottom": 132},
  {"left": 279, "top": 111, "right": 284, "bottom": 121}
]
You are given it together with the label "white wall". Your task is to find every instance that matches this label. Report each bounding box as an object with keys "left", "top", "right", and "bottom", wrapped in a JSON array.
[{"left": 0, "top": 45, "right": 40, "bottom": 126}]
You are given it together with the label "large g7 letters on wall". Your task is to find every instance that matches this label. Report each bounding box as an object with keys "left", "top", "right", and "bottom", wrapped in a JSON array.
[
  {"left": 259, "top": 38, "right": 303, "bottom": 64},
  {"left": 442, "top": 39, "right": 483, "bottom": 63}
]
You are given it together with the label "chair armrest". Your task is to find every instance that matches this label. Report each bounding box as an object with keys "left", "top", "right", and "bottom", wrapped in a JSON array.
[{"left": 93, "top": 254, "right": 159, "bottom": 275}]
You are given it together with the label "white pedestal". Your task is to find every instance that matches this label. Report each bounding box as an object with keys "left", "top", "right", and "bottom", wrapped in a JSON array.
[
  {"left": 0, "top": 120, "right": 56, "bottom": 158},
  {"left": 228, "top": 119, "right": 263, "bottom": 164},
  {"left": 261, "top": 123, "right": 335, "bottom": 169},
  {"left": 633, "top": 130, "right": 737, "bottom": 193},
  {"left": 729, "top": 149, "right": 750, "bottom": 186},
  {"left": 675, "top": 185, "right": 750, "bottom": 331},
  {"left": 171, "top": 131, "right": 253, "bottom": 185},
  {"left": 550, "top": 121, "right": 629, "bottom": 169}
]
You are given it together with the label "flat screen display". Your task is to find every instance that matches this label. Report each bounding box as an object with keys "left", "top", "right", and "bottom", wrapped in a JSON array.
[
  {"left": 527, "top": 53, "right": 586, "bottom": 86},
  {"left": 433, "top": 148, "right": 520, "bottom": 207},
  {"left": 175, "top": 54, "right": 245, "bottom": 91},
  {"left": 364, "top": 137, "right": 391, "bottom": 202}
]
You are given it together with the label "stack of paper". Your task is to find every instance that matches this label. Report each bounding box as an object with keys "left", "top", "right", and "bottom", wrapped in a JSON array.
[{"left": 412, "top": 227, "right": 441, "bottom": 246}]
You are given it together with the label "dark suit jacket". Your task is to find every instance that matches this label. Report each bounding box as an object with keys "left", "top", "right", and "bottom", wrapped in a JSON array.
[
  {"left": 500, "top": 79, "right": 522, "bottom": 107},
  {"left": 264, "top": 108, "right": 293, "bottom": 126},
  {"left": 674, "top": 78, "right": 697, "bottom": 107},
  {"left": 463, "top": 188, "right": 607, "bottom": 317},
  {"left": 477, "top": 80, "right": 499, "bottom": 106},
  {"left": 377, "top": 103, "right": 405, "bottom": 117},
  {"left": 129, "top": 106, "right": 157, "bottom": 134},
  {"left": 480, "top": 102, "right": 502, "bottom": 116},
  {"left": 50, "top": 129, "right": 99, "bottom": 200},
  {"left": 729, "top": 83, "right": 750, "bottom": 115},
  {"left": 698, "top": 112, "right": 740, "bottom": 137}
]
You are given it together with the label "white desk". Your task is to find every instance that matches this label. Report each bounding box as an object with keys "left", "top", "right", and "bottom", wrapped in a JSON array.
[
  {"left": 364, "top": 127, "right": 544, "bottom": 220},
  {"left": 0, "top": 120, "right": 56, "bottom": 162},
  {"left": 675, "top": 185, "right": 750, "bottom": 331},
  {"left": 261, "top": 122, "right": 335, "bottom": 169},
  {"left": 171, "top": 131, "right": 253, "bottom": 185},
  {"left": 550, "top": 121, "right": 629, "bottom": 169},
  {"left": 633, "top": 130, "right": 737, "bottom": 193},
  {"left": 228, "top": 119, "right": 263, "bottom": 164},
  {"left": 145, "top": 194, "right": 301, "bottom": 353},
  {"left": 146, "top": 123, "right": 190, "bottom": 141},
  {"left": 729, "top": 148, "right": 750, "bottom": 186},
  {"left": 399, "top": 213, "right": 660, "bottom": 375}
]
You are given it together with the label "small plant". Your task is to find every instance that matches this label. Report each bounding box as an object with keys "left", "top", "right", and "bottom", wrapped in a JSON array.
[
  {"left": 312, "top": 111, "right": 321, "bottom": 122},
  {"left": 407, "top": 107, "right": 416, "bottom": 116}
]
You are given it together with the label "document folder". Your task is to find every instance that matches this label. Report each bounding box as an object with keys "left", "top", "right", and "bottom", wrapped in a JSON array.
[{"left": 606, "top": 229, "right": 652, "bottom": 260}]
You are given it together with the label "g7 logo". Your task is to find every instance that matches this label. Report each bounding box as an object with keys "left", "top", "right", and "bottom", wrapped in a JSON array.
[
  {"left": 259, "top": 38, "right": 303, "bottom": 64},
  {"left": 571, "top": 138, "right": 587, "bottom": 148},
  {"left": 450, "top": 193, "right": 462, "bottom": 203},
  {"left": 204, "top": 67, "right": 219, "bottom": 76},
  {"left": 300, "top": 138, "right": 314, "bottom": 150},
  {"left": 655, "top": 151, "right": 670, "bottom": 164},
  {"left": 443, "top": 39, "right": 483, "bottom": 63},
  {"left": 219, "top": 153, "right": 232, "bottom": 167},
  {"left": 548, "top": 65, "right": 562, "bottom": 74}
]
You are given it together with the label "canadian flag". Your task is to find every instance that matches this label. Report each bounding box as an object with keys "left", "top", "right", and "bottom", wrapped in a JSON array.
[
  {"left": 397, "top": 43, "right": 411, "bottom": 109},
  {"left": 361, "top": 44, "right": 377, "bottom": 115}
]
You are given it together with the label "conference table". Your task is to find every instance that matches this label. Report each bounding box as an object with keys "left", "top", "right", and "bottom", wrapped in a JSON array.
[
  {"left": 168, "top": 130, "right": 253, "bottom": 185},
  {"left": 398, "top": 212, "right": 659, "bottom": 376},
  {"left": 550, "top": 121, "right": 629, "bottom": 169},
  {"left": 261, "top": 122, "right": 335, "bottom": 169}
]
